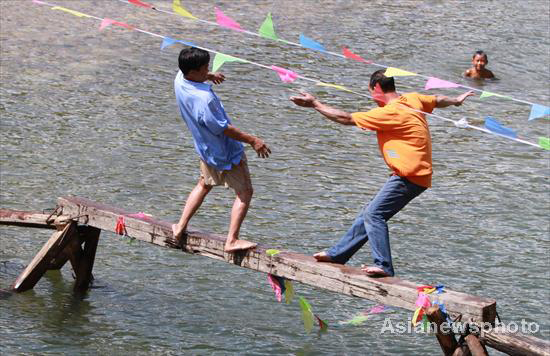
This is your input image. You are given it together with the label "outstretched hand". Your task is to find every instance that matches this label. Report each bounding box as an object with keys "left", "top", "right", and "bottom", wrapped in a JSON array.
[
  {"left": 454, "top": 90, "right": 475, "bottom": 106},
  {"left": 290, "top": 91, "right": 318, "bottom": 108},
  {"left": 207, "top": 72, "right": 225, "bottom": 85},
  {"left": 252, "top": 138, "right": 271, "bottom": 158}
]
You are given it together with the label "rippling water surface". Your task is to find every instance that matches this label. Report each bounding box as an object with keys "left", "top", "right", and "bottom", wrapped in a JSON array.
[{"left": 1, "top": 0, "right": 549, "bottom": 354}]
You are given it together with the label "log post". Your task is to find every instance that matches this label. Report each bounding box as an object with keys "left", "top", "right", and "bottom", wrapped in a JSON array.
[
  {"left": 72, "top": 226, "right": 100, "bottom": 293},
  {"left": 426, "top": 305, "right": 458, "bottom": 355},
  {"left": 465, "top": 334, "right": 489, "bottom": 356},
  {"left": 11, "top": 222, "right": 78, "bottom": 292}
]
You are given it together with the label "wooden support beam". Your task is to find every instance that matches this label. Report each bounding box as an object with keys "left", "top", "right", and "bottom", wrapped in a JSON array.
[
  {"left": 72, "top": 226, "right": 100, "bottom": 293},
  {"left": 0, "top": 208, "right": 70, "bottom": 229},
  {"left": 57, "top": 196, "right": 496, "bottom": 323},
  {"left": 11, "top": 222, "right": 78, "bottom": 292},
  {"left": 426, "top": 305, "right": 458, "bottom": 356},
  {"left": 480, "top": 327, "right": 550, "bottom": 356},
  {"left": 465, "top": 334, "right": 489, "bottom": 356}
]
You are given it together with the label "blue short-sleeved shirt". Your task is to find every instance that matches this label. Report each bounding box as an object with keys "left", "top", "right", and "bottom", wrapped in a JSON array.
[{"left": 174, "top": 71, "right": 244, "bottom": 171}]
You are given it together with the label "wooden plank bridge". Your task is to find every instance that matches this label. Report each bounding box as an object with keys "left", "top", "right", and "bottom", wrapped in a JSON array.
[{"left": 1, "top": 196, "right": 548, "bottom": 356}]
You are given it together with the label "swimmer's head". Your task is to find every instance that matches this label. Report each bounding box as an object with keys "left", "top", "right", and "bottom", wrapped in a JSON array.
[{"left": 472, "top": 50, "right": 489, "bottom": 71}]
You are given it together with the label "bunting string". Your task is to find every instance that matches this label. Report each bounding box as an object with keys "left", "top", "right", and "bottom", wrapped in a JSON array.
[
  {"left": 30, "top": 0, "right": 548, "bottom": 150},
  {"left": 117, "top": 0, "right": 550, "bottom": 112}
]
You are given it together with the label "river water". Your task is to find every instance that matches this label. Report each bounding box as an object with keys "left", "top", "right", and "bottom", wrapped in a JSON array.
[{"left": 1, "top": 0, "right": 548, "bottom": 354}]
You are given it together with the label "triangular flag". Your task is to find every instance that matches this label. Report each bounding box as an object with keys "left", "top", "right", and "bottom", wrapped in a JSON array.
[
  {"left": 424, "top": 77, "right": 461, "bottom": 90},
  {"left": 316, "top": 82, "right": 352, "bottom": 92},
  {"left": 51, "top": 6, "right": 91, "bottom": 18},
  {"left": 99, "top": 18, "right": 134, "bottom": 31},
  {"left": 299, "top": 34, "right": 325, "bottom": 52},
  {"left": 215, "top": 7, "right": 244, "bottom": 32},
  {"left": 341, "top": 313, "right": 369, "bottom": 326},
  {"left": 271, "top": 65, "right": 298, "bottom": 83},
  {"left": 342, "top": 47, "right": 371, "bottom": 63},
  {"left": 528, "top": 104, "right": 550, "bottom": 121},
  {"left": 412, "top": 307, "right": 424, "bottom": 326},
  {"left": 32, "top": 0, "right": 47, "bottom": 4},
  {"left": 161, "top": 37, "right": 179, "bottom": 50},
  {"left": 283, "top": 280, "right": 294, "bottom": 304},
  {"left": 173, "top": 0, "right": 196, "bottom": 19},
  {"left": 384, "top": 67, "right": 417, "bottom": 77},
  {"left": 258, "top": 13, "right": 278, "bottom": 40},
  {"left": 415, "top": 293, "right": 432, "bottom": 308},
  {"left": 538, "top": 137, "right": 550, "bottom": 150},
  {"left": 484, "top": 117, "right": 518, "bottom": 138},
  {"left": 266, "top": 249, "right": 281, "bottom": 256},
  {"left": 129, "top": 0, "right": 154, "bottom": 9},
  {"left": 368, "top": 305, "right": 388, "bottom": 314},
  {"left": 212, "top": 53, "right": 246, "bottom": 72},
  {"left": 298, "top": 297, "right": 314, "bottom": 333}
]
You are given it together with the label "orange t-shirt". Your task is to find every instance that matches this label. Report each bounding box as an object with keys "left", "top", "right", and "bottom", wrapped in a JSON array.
[{"left": 351, "top": 93, "right": 437, "bottom": 188}]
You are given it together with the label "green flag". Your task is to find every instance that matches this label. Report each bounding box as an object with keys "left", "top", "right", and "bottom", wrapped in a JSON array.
[
  {"left": 258, "top": 13, "right": 278, "bottom": 40},
  {"left": 539, "top": 137, "right": 550, "bottom": 150},
  {"left": 212, "top": 53, "right": 246, "bottom": 72},
  {"left": 298, "top": 297, "right": 314, "bottom": 333}
]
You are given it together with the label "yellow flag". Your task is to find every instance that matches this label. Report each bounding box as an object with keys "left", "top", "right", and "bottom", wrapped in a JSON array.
[
  {"left": 384, "top": 67, "right": 417, "bottom": 77},
  {"left": 173, "top": 0, "right": 197, "bottom": 19},
  {"left": 316, "top": 82, "right": 352, "bottom": 92},
  {"left": 51, "top": 6, "right": 91, "bottom": 18}
]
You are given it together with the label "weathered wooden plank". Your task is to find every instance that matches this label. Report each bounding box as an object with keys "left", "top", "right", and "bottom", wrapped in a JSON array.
[
  {"left": 57, "top": 196, "right": 496, "bottom": 324},
  {"left": 11, "top": 222, "right": 78, "bottom": 292},
  {"left": 0, "top": 209, "right": 70, "bottom": 229},
  {"left": 480, "top": 327, "right": 550, "bottom": 356},
  {"left": 465, "top": 335, "right": 489, "bottom": 356}
]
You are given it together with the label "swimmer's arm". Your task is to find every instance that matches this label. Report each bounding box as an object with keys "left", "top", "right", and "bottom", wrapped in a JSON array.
[
  {"left": 435, "top": 91, "right": 475, "bottom": 108},
  {"left": 463, "top": 69, "right": 472, "bottom": 77}
]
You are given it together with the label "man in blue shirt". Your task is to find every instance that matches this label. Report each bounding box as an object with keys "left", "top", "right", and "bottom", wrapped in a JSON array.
[{"left": 172, "top": 47, "right": 271, "bottom": 252}]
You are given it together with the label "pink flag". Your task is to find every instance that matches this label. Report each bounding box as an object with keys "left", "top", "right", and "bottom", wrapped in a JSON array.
[
  {"left": 100, "top": 18, "right": 134, "bottom": 31},
  {"left": 32, "top": 0, "right": 47, "bottom": 4},
  {"left": 215, "top": 7, "right": 244, "bottom": 32},
  {"left": 342, "top": 47, "right": 372, "bottom": 64},
  {"left": 267, "top": 274, "right": 283, "bottom": 302},
  {"left": 271, "top": 65, "right": 298, "bottom": 83},
  {"left": 368, "top": 305, "right": 387, "bottom": 314},
  {"left": 424, "top": 77, "right": 461, "bottom": 90},
  {"left": 415, "top": 293, "right": 431, "bottom": 308},
  {"left": 129, "top": 0, "right": 154, "bottom": 9}
]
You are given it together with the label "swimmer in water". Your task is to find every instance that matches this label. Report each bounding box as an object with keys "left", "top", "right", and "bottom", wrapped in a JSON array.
[{"left": 464, "top": 50, "right": 495, "bottom": 79}]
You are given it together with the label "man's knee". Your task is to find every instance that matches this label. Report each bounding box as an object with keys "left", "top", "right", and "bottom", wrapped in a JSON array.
[
  {"left": 236, "top": 184, "right": 253, "bottom": 203},
  {"left": 198, "top": 177, "right": 214, "bottom": 192}
]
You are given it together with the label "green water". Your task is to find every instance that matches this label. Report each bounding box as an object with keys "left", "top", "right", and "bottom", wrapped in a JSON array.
[{"left": 1, "top": 0, "right": 548, "bottom": 354}]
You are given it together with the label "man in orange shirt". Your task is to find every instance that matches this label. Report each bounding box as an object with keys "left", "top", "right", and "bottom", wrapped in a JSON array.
[{"left": 290, "top": 69, "right": 473, "bottom": 277}]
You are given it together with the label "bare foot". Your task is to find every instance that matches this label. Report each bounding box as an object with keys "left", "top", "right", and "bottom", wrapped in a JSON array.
[
  {"left": 172, "top": 224, "right": 187, "bottom": 243},
  {"left": 224, "top": 239, "right": 257, "bottom": 252},
  {"left": 361, "top": 265, "right": 391, "bottom": 277},
  {"left": 313, "top": 251, "right": 333, "bottom": 262}
]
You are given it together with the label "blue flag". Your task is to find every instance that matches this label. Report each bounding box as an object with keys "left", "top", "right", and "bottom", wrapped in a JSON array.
[
  {"left": 299, "top": 34, "right": 326, "bottom": 52},
  {"left": 528, "top": 104, "right": 550, "bottom": 121},
  {"left": 484, "top": 117, "right": 518, "bottom": 139}
]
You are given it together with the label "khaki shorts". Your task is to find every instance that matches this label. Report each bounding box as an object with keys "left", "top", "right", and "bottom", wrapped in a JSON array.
[{"left": 200, "top": 153, "right": 251, "bottom": 193}]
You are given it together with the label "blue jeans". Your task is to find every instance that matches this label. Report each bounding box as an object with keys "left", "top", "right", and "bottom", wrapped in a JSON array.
[{"left": 326, "top": 175, "right": 427, "bottom": 276}]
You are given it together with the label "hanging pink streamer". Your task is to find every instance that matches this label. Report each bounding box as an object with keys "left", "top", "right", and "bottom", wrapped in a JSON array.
[
  {"left": 215, "top": 7, "right": 244, "bottom": 32},
  {"left": 270, "top": 65, "right": 298, "bottom": 83},
  {"left": 368, "top": 305, "right": 387, "bottom": 314},
  {"left": 100, "top": 18, "right": 134, "bottom": 31},
  {"left": 424, "top": 77, "right": 461, "bottom": 90},
  {"left": 267, "top": 274, "right": 282, "bottom": 302},
  {"left": 415, "top": 293, "right": 432, "bottom": 308}
]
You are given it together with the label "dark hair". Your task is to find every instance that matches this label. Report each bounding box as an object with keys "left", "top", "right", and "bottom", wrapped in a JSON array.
[
  {"left": 178, "top": 47, "right": 210, "bottom": 74},
  {"left": 472, "top": 50, "right": 488, "bottom": 60},
  {"left": 369, "top": 69, "right": 396, "bottom": 93}
]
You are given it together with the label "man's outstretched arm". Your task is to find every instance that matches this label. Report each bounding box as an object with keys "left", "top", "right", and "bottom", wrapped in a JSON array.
[
  {"left": 290, "top": 91, "right": 355, "bottom": 126},
  {"left": 435, "top": 90, "right": 475, "bottom": 108},
  {"left": 223, "top": 125, "right": 271, "bottom": 158}
]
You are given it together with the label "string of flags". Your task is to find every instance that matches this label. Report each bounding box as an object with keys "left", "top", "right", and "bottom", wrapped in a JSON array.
[
  {"left": 119, "top": 0, "right": 550, "bottom": 118},
  {"left": 30, "top": 0, "right": 548, "bottom": 151}
]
